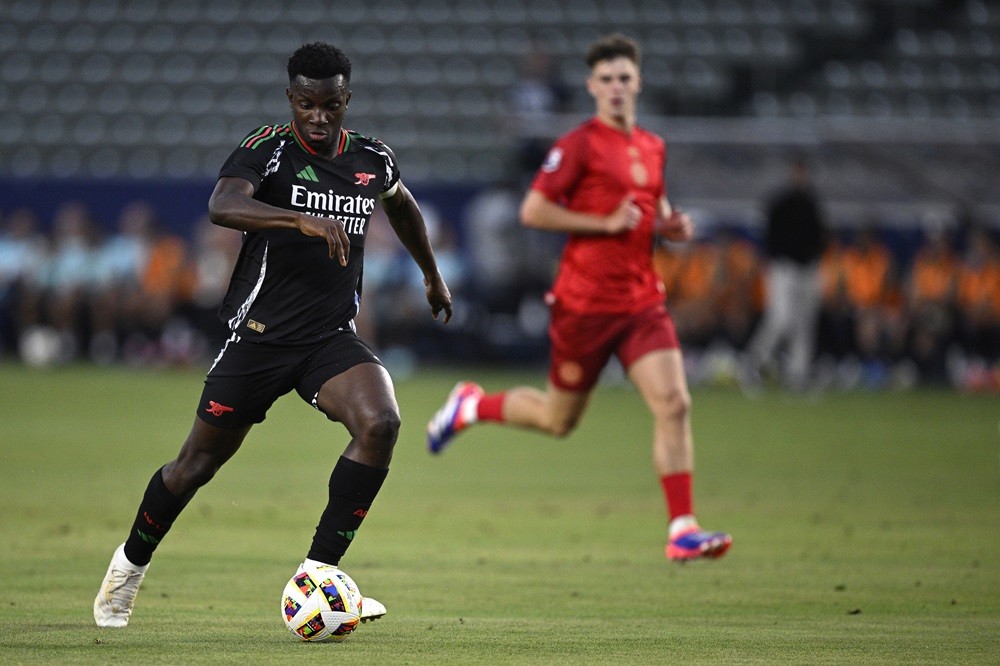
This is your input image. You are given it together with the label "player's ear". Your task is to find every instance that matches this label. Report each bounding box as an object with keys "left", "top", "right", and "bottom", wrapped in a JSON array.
[
  {"left": 345, "top": 91, "right": 352, "bottom": 107},
  {"left": 286, "top": 87, "right": 294, "bottom": 106}
]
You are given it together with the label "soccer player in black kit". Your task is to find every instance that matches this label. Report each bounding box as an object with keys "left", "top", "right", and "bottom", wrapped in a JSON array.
[{"left": 94, "top": 42, "right": 453, "bottom": 629}]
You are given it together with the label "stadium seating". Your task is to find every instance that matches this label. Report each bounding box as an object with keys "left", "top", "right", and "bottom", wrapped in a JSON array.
[{"left": 0, "top": 0, "right": 996, "bottom": 222}]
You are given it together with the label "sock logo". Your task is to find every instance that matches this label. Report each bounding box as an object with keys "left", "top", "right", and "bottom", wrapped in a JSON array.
[
  {"left": 142, "top": 511, "right": 166, "bottom": 531},
  {"left": 205, "top": 401, "right": 234, "bottom": 416},
  {"left": 136, "top": 529, "right": 160, "bottom": 544},
  {"left": 352, "top": 509, "right": 368, "bottom": 518},
  {"left": 337, "top": 530, "right": 357, "bottom": 541}
]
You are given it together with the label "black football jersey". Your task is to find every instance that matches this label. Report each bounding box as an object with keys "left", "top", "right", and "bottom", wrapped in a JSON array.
[{"left": 216, "top": 122, "right": 400, "bottom": 344}]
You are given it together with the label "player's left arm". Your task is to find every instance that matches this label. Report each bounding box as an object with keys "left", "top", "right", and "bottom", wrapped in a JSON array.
[
  {"left": 381, "top": 180, "right": 453, "bottom": 323},
  {"left": 657, "top": 196, "right": 694, "bottom": 242}
]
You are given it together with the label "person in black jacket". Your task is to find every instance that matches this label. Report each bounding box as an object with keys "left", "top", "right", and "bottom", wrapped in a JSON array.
[{"left": 743, "top": 157, "right": 827, "bottom": 390}]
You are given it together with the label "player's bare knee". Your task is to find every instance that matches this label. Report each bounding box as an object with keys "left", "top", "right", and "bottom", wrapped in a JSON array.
[
  {"left": 164, "top": 457, "right": 218, "bottom": 495},
  {"left": 657, "top": 387, "right": 691, "bottom": 422},
  {"left": 356, "top": 408, "right": 401, "bottom": 447}
]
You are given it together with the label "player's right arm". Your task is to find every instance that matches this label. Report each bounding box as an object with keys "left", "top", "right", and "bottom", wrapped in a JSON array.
[
  {"left": 520, "top": 189, "right": 640, "bottom": 235},
  {"left": 208, "top": 176, "right": 351, "bottom": 266}
]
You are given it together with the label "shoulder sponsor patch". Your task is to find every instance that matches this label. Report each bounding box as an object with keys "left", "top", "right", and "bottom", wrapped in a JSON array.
[{"left": 541, "top": 147, "right": 563, "bottom": 173}]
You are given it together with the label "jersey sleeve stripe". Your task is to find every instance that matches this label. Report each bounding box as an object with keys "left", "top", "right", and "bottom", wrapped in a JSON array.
[{"left": 242, "top": 125, "right": 275, "bottom": 149}]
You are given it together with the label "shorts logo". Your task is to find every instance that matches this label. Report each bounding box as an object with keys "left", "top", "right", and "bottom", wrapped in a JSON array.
[
  {"left": 205, "top": 400, "right": 234, "bottom": 417},
  {"left": 247, "top": 319, "right": 266, "bottom": 333},
  {"left": 354, "top": 172, "right": 376, "bottom": 185},
  {"left": 558, "top": 361, "right": 583, "bottom": 387}
]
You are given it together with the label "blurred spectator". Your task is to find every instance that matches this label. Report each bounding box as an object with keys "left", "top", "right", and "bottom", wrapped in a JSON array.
[
  {"left": 349, "top": 204, "right": 407, "bottom": 350},
  {"left": 818, "top": 231, "right": 853, "bottom": 364},
  {"left": 905, "top": 225, "right": 959, "bottom": 384},
  {"left": 121, "top": 220, "right": 196, "bottom": 365},
  {"left": 818, "top": 225, "right": 904, "bottom": 387},
  {"left": 481, "top": 45, "right": 573, "bottom": 347},
  {"left": 88, "top": 200, "right": 157, "bottom": 363},
  {"left": 713, "top": 227, "right": 764, "bottom": 351},
  {"left": 954, "top": 226, "right": 1000, "bottom": 389},
  {"left": 182, "top": 215, "right": 243, "bottom": 357},
  {"left": 461, "top": 181, "right": 560, "bottom": 365},
  {"left": 503, "top": 45, "right": 572, "bottom": 182},
  {"left": 353, "top": 200, "right": 469, "bottom": 364},
  {"left": 845, "top": 225, "right": 905, "bottom": 384},
  {"left": 381, "top": 200, "right": 468, "bottom": 359},
  {"left": 654, "top": 227, "right": 762, "bottom": 384},
  {"left": 659, "top": 236, "right": 719, "bottom": 349},
  {"left": 0, "top": 208, "right": 46, "bottom": 357},
  {"left": 743, "top": 157, "right": 828, "bottom": 390},
  {"left": 35, "top": 201, "right": 101, "bottom": 362},
  {"left": 462, "top": 183, "right": 521, "bottom": 313}
]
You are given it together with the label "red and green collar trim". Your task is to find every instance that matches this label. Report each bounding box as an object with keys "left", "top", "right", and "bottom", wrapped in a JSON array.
[{"left": 289, "top": 122, "right": 351, "bottom": 156}]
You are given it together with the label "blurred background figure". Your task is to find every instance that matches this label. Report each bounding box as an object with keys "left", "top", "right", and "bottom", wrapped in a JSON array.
[
  {"left": 954, "top": 225, "right": 1000, "bottom": 390},
  {"left": 123, "top": 217, "right": 195, "bottom": 366},
  {"left": 182, "top": 216, "right": 243, "bottom": 359},
  {"left": 817, "top": 230, "right": 854, "bottom": 375},
  {"left": 845, "top": 225, "right": 905, "bottom": 388},
  {"left": 743, "top": 157, "right": 828, "bottom": 391},
  {"left": 655, "top": 225, "right": 763, "bottom": 386},
  {"left": 352, "top": 200, "right": 470, "bottom": 373},
  {"left": 904, "top": 223, "right": 959, "bottom": 385},
  {"left": 462, "top": 180, "right": 560, "bottom": 364},
  {"left": 381, "top": 199, "right": 469, "bottom": 368},
  {"left": 664, "top": 234, "right": 720, "bottom": 352},
  {"left": 461, "top": 182, "right": 525, "bottom": 317},
  {"left": 351, "top": 204, "right": 407, "bottom": 352},
  {"left": 88, "top": 200, "right": 156, "bottom": 364},
  {"left": 817, "top": 224, "right": 903, "bottom": 388},
  {"left": 503, "top": 44, "right": 572, "bottom": 183},
  {"left": 27, "top": 201, "right": 100, "bottom": 364},
  {"left": 708, "top": 227, "right": 763, "bottom": 355},
  {"left": 0, "top": 207, "right": 46, "bottom": 359}
]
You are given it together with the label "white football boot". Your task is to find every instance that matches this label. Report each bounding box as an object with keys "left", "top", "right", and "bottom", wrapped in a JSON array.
[
  {"left": 94, "top": 543, "right": 148, "bottom": 628},
  {"left": 359, "top": 596, "right": 387, "bottom": 623},
  {"left": 301, "top": 559, "right": 387, "bottom": 623}
]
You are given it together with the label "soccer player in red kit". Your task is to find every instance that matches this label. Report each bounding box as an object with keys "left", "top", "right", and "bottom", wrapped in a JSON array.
[{"left": 427, "top": 33, "right": 731, "bottom": 562}]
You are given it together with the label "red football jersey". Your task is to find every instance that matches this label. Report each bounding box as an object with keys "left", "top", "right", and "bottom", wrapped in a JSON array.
[{"left": 531, "top": 118, "right": 667, "bottom": 314}]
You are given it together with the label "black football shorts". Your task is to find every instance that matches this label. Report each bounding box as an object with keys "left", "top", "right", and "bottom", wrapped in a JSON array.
[{"left": 196, "top": 329, "right": 383, "bottom": 429}]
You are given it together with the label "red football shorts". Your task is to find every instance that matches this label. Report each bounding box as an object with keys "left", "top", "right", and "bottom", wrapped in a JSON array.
[{"left": 547, "top": 302, "right": 680, "bottom": 392}]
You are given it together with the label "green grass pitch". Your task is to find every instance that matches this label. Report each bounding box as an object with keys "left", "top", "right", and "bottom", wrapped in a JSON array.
[{"left": 1, "top": 362, "right": 998, "bottom": 664}]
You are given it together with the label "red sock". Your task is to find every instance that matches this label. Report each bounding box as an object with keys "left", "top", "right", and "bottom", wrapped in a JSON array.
[
  {"left": 476, "top": 392, "right": 506, "bottom": 422},
  {"left": 660, "top": 472, "right": 693, "bottom": 521}
]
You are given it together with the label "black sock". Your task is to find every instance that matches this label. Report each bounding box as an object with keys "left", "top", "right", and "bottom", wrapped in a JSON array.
[
  {"left": 308, "top": 456, "right": 388, "bottom": 566},
  {"left": 122, "top": 467, "right": 191, "bottom": 566}
]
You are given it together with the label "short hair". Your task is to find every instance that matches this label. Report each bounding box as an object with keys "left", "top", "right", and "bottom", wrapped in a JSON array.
[
  {"left": 287, "top": 42, "right": 352, "bottom": 83},
  {"left": 585, "top": 33, "right": 642, "bottom": 69}
]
